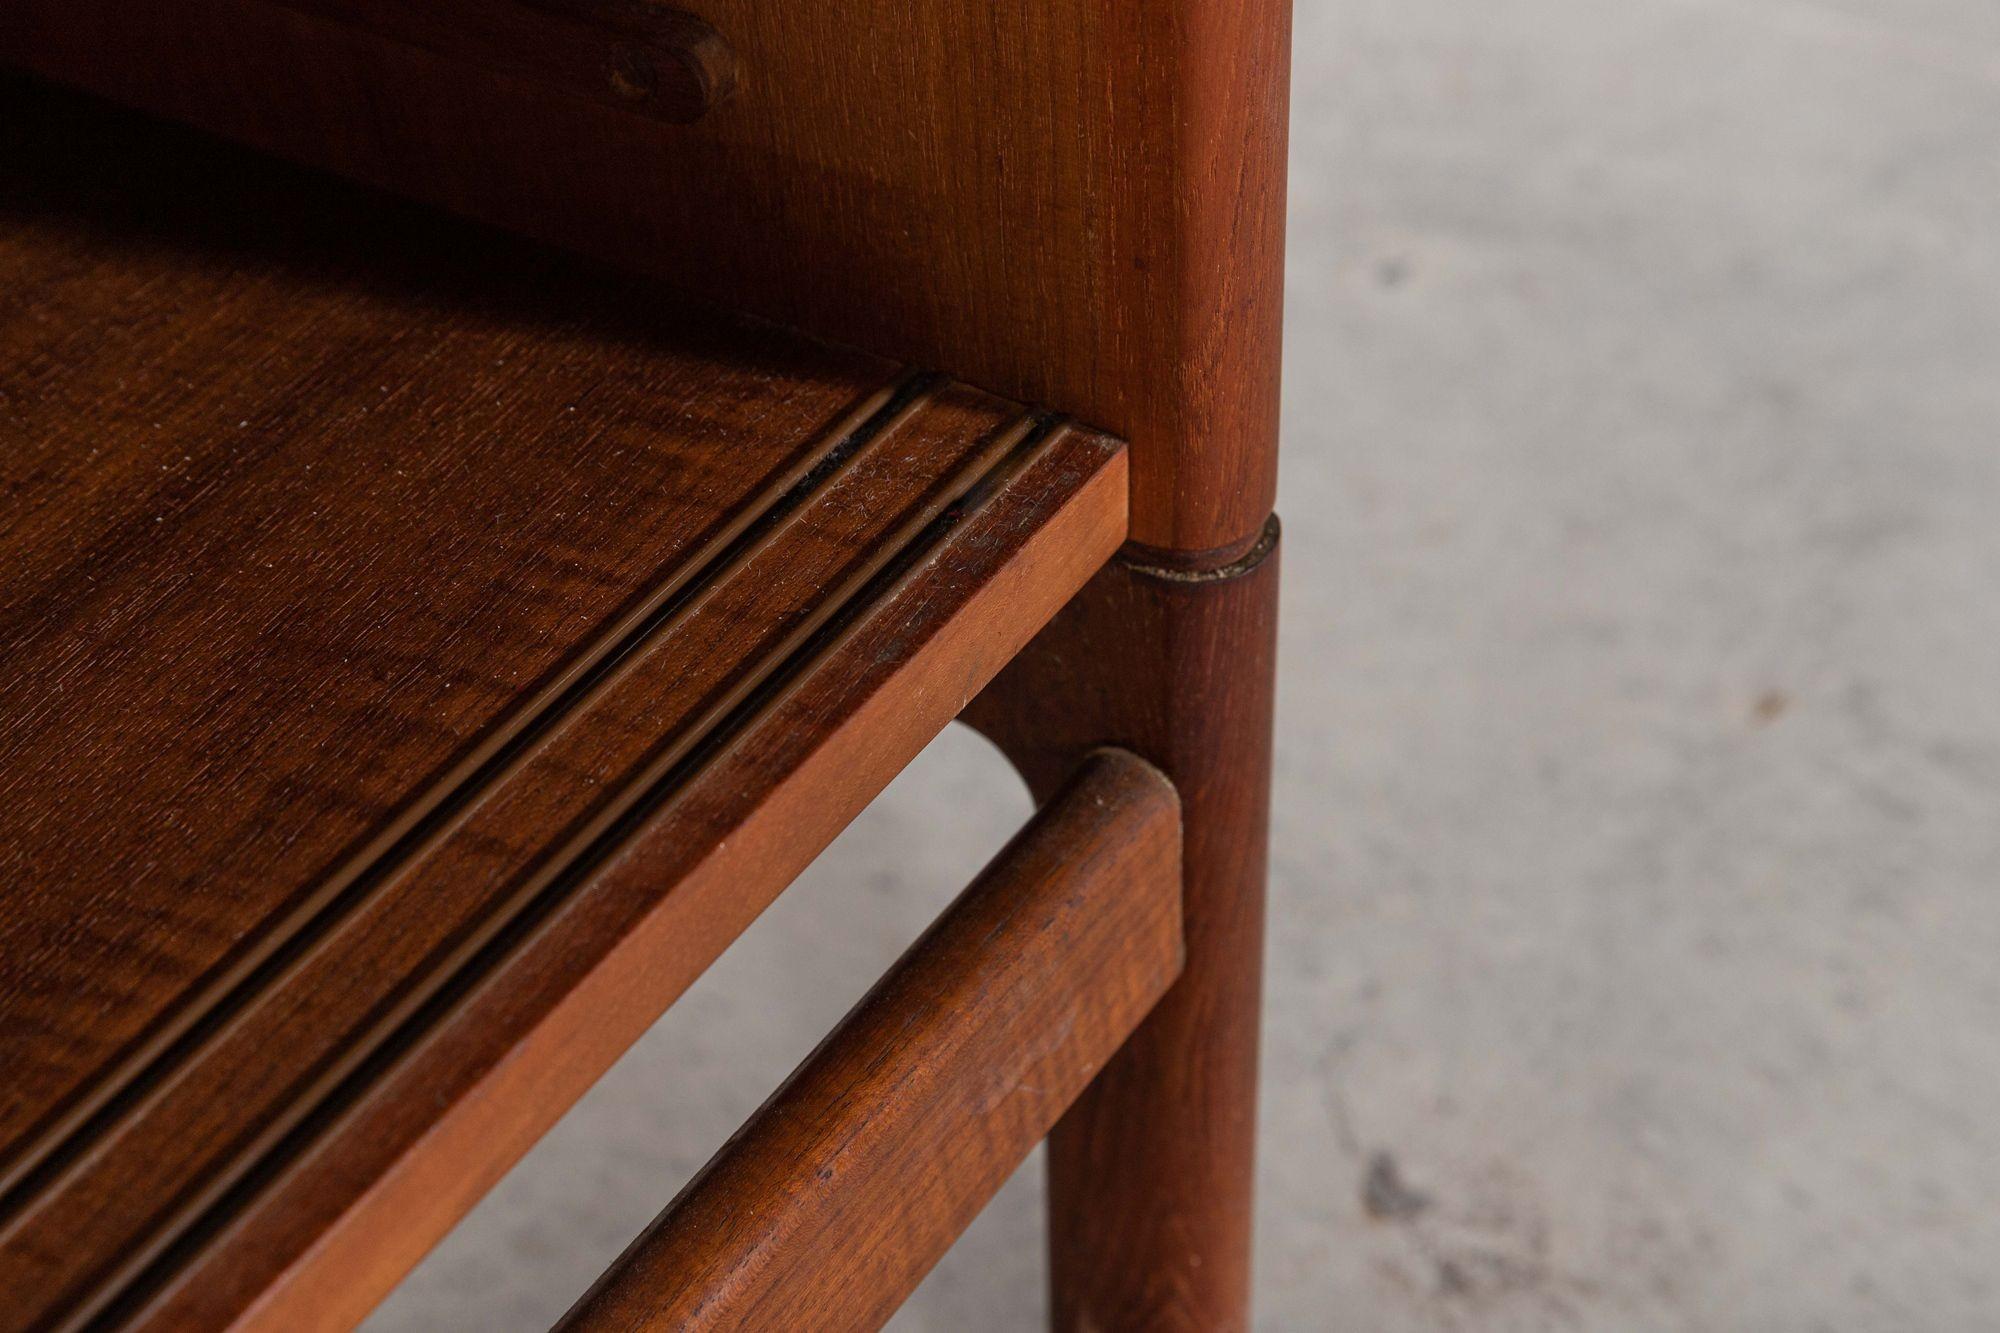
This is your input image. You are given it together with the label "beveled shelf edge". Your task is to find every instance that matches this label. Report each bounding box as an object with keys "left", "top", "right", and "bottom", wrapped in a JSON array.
[{"left": 98, "top": 423, "right": 1130, "bottom": 1332}]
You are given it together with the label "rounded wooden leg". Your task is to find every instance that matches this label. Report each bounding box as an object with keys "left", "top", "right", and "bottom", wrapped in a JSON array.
[{"left": 962, "top": 518, "right": 1280, "bottom": 1332}]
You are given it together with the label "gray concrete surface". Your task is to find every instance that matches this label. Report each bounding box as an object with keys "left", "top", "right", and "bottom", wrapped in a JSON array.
[{"left": 370, "top": 0, "right": 2000, "bottom": 1327}]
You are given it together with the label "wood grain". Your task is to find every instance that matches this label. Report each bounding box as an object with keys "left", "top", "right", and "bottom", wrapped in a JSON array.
[
  {"left": 0, "top": 81, "right": 1128, "bottom": 1332},
  {"left": 0, "top": 0, "right": 1293, "bottom": 555},
  {"left": 559, "top": 748, "right": 1183, "bottom": 1333},
  {"left": 962, "top": 522, "right": 1282, "bottom": 1332},
  {"left": 0, "top": 75, "right": 889, "bottom": 1182}
]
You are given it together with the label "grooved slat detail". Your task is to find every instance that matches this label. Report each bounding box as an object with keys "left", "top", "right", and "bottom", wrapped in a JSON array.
[
  {"left": 0, "top": 372, "right": 920, "bottom": 1215},
  {"left": 41, "top": 403, "right": 1058, "bottom": 1333},
  {"left": 140, "top": 425, "right": 1127, "bottom": 1333}
]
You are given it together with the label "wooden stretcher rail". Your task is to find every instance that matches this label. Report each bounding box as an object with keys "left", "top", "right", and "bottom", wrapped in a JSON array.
[{"left": 558, "top": 748, "right": 1184, "bottom": 1332}]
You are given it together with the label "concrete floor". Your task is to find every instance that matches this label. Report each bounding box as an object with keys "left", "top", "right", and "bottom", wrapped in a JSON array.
[{"left": 370, "top": 0, "right": 2000, "bottom": 1328}]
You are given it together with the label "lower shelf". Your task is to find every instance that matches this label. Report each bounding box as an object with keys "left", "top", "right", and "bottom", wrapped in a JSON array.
[{"left": 0, "top": 78, "right": 1127, "bottom": 1331}]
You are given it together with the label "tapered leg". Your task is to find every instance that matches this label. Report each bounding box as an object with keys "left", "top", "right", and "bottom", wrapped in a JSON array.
[{"left": 961, "top": 517, "right": 1280, "bottom": 1333}]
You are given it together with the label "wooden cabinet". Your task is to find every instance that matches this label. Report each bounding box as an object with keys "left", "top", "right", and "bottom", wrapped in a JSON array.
[{"left": 0, "top": 0, "right": 1290, "bottom": 1322}]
